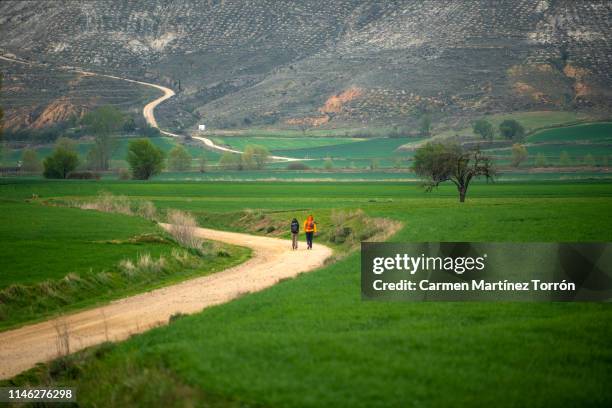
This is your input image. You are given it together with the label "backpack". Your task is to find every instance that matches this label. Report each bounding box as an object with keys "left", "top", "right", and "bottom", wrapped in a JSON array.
[{"left": 291, "top": 220, "right": 299, "bottom": 233}]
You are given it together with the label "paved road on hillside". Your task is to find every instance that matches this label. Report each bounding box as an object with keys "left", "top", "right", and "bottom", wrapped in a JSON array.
[{"left": 0, "top": 226, "right": 332, "bottom": 379}]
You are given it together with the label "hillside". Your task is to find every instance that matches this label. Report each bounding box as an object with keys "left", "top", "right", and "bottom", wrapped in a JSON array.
[{"left": 1, "top": 0, "right": 611, "bottom": 132}]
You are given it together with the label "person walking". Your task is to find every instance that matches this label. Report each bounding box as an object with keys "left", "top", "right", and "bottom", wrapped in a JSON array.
[
  {"left": 304, "top": 215, "right": 317, "bottom": 250},
  {"left": 290, "top": 218, "right": 300, "bottom": 250}
]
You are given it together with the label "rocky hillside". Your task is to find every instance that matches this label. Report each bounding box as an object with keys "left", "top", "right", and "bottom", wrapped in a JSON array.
[{"left": 0, "top": 0, "right": 610, "bottom": 131}]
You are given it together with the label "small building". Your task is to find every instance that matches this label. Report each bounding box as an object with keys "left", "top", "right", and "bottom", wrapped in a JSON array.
[{"left": 198, "top": 124, "right": 206, "bottom": 131}]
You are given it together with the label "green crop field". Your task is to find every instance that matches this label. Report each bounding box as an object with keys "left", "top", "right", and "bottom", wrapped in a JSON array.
[
  {"left": 529, "top": 122, "right": 612, "bottom": 143},
  {"left": 5, "top": 120, "right": 612, "bottom": 173},
  {"left": 274, "top": 137, "right": 415, "bottom": 159},
  {"left": 213, "top": 136, "right": 362, "bottom": 151},
  {"left": 478, "top": 122, "right": 612, "bottom": 166},
  {"left": 0, "top": 200, "right": 168, "bottom": 288},
  {"left": 155, "top": 169, "right": 612, "bottom": 182},
  {"left": 485, "top": 111, "right": 588, "bottom": 132},
  {"left": 0, "top": 193, "right": 249, "bottom": 330},
  {"left": 2, "top": 179, "right": 612, "bottom": 407}
]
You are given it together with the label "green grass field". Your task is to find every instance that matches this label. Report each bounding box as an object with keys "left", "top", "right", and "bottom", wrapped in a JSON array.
[
  {"left": 273, "top": 138, "right": 414, "bottom": 160},
  {"left": 0, "top": 200, "right": 167, "bottom": 287},
  {"left": 529, "top": 122, "right": 612, "bottom": 143},
  {"left": 213, "top": 136, "right": 363, "bottom": 151},
  {"left": 1, "top": 179, "right": 612, "bottom": 406},
  {"left": 483, "top": 122, "right": 612, "bottom": 166},
  {"left": 0, "top": 194, "right": 250, "bottom": 330},
  {"left": 4, "top": 119, "right": 612, "bottom": 174}
]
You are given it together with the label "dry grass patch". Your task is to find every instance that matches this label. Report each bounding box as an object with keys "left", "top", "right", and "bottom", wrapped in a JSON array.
[
  {"left": 166, "top": 210, "right": 203, "bottom": 250},
  {"left": 77, "top": 192, "right": 158, "bottom": 221}
]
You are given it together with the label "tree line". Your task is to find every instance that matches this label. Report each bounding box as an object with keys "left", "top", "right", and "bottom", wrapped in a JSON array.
[{"left": 472, "top": 118, "right": 525, "bottom": 142}]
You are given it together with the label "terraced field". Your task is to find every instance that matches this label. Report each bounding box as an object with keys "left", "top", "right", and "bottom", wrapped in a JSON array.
[
  {"left": 529, "top": 122, "right": 612, "bottom": 143},
  {"left": 483, "top": 122, "right": 612, "bottom": 166}
]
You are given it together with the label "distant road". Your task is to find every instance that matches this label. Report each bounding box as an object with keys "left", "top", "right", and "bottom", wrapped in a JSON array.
[
  {"left": 138, "top": 81, "right": 303, "bottom": 161},
  {"left": 0, "top": 54, "right": 302, "bottom": 162}
]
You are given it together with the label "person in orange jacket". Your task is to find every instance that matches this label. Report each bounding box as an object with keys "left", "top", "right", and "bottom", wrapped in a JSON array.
[{"left": 304, "top": 215, "right": 317, "bottom": 250}]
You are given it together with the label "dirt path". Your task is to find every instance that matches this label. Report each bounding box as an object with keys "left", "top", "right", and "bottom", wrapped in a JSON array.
[
  {"left": 0, "top": 226, "right": 332, "bottom": 380},
  {"left": 138, "top": 78, "right": 304, "bottom": 162}
]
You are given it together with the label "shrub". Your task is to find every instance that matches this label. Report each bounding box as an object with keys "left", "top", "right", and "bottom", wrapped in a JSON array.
[
  {"left": 43, "top": 148, "right": 80, "bottom": 179},
  {"left": 242, "top": 145, "right": 270, "bottom": 170},
  {"left": 171, "top": 248, "right": 199, "bottom": 267},
  {"left": 119, "top": 259, "right": 136, "bottom": 277},
  {"left": 499, "top": 119, "right": 525, "bottom": 141},
  {"left": 118, "top": 168, "right": 131, "bottom": 180},
  {"left": 166, "top": 209, "right": 202, "bottom": 249},
  {"left": 118, "top": 253, "right": 166, "bottom": 277},
  {"left": 473, "top": 119, "right": 495, "bottom": 141},
  {"left": 324, "top": 157, "right": 333, "bottom": 170},
  {"left": 137, "top": 253, "right": 166, "bottom": 273},
  {"left": 168, "top": 145, "right": 192, "bottom": 171},
  {"left": 287, "top": 162, "right": 310, "bottom": 170},
  {"left": 535, "top": 153, "right": 547, "bottom": 167},
  {"left": 511, "top": 144, "right": 528, "bottom": 168},
  {"left": 127, "top": 139, "right": 164, "bottom": 180},
  {"left": 80, "top": 192, "right": 132, "bottom": 215},
  {"left": 219, "top": 152, "right": 243, "bottom": 170},
  {"left": 21, "top": 148, "right": 43, "bottom": 172},
  {"left": 136, "top": 200, "right": 157, "bottom": 221}
]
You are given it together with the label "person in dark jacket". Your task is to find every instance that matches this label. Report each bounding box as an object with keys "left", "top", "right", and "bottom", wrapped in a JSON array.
[{"left": 290, "top": 218, "right": 300, "bottom": 250}]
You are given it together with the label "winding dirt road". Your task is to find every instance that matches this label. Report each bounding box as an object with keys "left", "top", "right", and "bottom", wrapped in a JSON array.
[
  {"left": 139, "top": 78, "right": 304, "bottom": 161},
  {"left": 0, "top": 54, "right": 329, "bottom": 379},
  {"left": 0, "top": 53, "right": 303, "bottom": 161},
  {"left": 0, "top": 226, "right": 332, "bottom": 380}
]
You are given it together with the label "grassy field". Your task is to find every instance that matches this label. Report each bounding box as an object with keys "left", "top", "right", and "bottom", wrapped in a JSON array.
[
  {"left": 483, "top": 122, "right": 612, "bottom": 166},
  {"left": 4, "top": 119, "right": 611, "bottom": 173},
  {"left": 0, "top": 195, "right": 250, "bottom": 330},
  {"left": 529, "top": 122, "right": 612, "bottom": 143},
  {"left": 273, "top": 138, "right": 414, "bottom": 159},
  {"left": 201, "top": 111, "right": 589, "bottom": 139},
  {"left": 1, "top": 179, "right": 612, "bottom": 406},
  {"left": 213, "top": 136, "right": 363, "bottom": 151},
  {"left": 0, "top": 200, "right": 168, "bottom": 287},
  {"left": 416, "top": 111, "right": 590, "bottom": 143}
]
